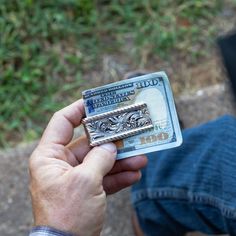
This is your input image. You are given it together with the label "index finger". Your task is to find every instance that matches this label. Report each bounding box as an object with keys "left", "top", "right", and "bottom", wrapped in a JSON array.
[{"left": 40, "top": 99, "right": 85, "bottom": 146}]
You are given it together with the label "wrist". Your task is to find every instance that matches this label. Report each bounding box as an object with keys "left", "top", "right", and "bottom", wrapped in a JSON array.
[
  {"left": 32, "top": 201, "right": 76, "bottom": 235},
  {"left": 34, "top": 218, "right": 76, "bottom": 236},
  {"left": 30, "top": 226, "right": 75, "bottom": 236}
]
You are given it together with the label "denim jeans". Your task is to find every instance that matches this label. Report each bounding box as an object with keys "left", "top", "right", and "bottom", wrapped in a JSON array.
[{"left": 131, "top": 115, "right": 236, "bottom": 236}]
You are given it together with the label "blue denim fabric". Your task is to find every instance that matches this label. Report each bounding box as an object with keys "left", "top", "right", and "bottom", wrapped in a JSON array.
[{"left": 131, "top": 115, "right": 236, "bottom": 236}]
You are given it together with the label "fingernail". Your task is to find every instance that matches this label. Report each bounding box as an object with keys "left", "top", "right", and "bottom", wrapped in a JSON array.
[
  {"left": 100, "top": 142, "right": 117, "bottom": 153},
  {"left": 138, "top": 171, "right": 142, "bottom": 180}
]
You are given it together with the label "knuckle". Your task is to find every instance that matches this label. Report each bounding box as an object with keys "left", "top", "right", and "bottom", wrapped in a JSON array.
[
  {"left": 53, "top": 110, "right": 61, "bottom": 118},
  {"left": 94, "top": 146, "right": 116, "bottom": 165},
  {"left": 94, "top": 146, "right": 115, "bottom": 158},
  {"left": 29, "top": 149, "right": 41, "bottom": 171},
  {"left": 74, "top": 169, "right": 100, "bottom": 187},
  {"left": 51, "top": 111, "right": 62, "bottom": 122},
  {"left": 52, "top": 144, "right": 66, "bottom": 156},
  {"left": 80, "top": 169, "right": 96, "bottom": 182}
]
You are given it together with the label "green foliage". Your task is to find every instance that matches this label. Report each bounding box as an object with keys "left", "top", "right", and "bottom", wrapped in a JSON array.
[
  {"left": 96, "top": 0, "right": 222, "bottom": 59},
  {"left": 0, "top": 0, "right": 223, "bottom": 146}
]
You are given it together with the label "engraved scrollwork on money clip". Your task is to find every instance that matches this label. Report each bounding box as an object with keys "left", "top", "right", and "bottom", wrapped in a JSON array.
[{"left": 82, "top": 103, "right": 153, "bottom": 146}]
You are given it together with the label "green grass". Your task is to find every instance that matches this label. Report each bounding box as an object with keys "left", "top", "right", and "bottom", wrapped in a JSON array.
[{"left": 0, "top": 0, "right": 223, "bottom": 147}]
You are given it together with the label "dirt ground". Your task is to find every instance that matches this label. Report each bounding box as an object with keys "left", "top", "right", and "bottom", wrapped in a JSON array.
[
  {"left": 80, "top": 1, "right": 236, "bottom": 100},
  {"left": 84, "top": 50, "right": 226, "bottom": 96}
]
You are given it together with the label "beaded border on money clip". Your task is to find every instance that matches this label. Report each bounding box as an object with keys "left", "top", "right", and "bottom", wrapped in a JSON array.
[{"left": 82, "top": 103, "right": 153, "bottom": 146}]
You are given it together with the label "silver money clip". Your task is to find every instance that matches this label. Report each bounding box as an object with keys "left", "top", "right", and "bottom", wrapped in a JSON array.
[{"left": 82, "top": 103, "right": 153, "bottom": 146}]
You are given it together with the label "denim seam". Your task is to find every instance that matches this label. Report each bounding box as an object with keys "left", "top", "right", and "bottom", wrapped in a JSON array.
[{"left": 132, "top": 187, "right": 236, "bottom": 219}]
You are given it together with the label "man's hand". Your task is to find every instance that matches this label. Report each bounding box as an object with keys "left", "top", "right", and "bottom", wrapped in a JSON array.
[{"left": 29, "top": 99, "right": 147, "bottom": 236}]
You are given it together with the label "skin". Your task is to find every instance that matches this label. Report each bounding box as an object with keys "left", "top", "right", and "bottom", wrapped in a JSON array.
[{"left": 29, "top": 99, "right": 147, "bottom": 236}]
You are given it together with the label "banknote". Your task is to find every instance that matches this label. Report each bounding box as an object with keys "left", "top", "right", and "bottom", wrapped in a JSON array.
[{"left": 82, "top": 71, "right": 183, "bottom": 159}]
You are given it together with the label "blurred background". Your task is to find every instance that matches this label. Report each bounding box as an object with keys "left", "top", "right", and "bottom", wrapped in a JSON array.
[
  {"left": 1, "top": 0, "right": 235, "bottom": 148},
  {"left": 1, "top": 1, "right": 236, "bottom": 236}
]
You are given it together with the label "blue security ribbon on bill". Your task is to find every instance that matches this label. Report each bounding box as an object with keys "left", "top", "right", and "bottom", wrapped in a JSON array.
[{"left": 82, "top": 71, "right": 183, "bottom": 160}]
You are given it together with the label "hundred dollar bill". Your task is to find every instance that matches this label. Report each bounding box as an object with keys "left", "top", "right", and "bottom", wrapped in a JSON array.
[{"left": 82, "top": 71, "right": 183, "bottom": 159}]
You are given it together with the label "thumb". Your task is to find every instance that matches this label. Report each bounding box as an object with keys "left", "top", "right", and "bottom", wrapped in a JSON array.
[{"left": 81, "top": 143, "right": 117, "bottom": 177}]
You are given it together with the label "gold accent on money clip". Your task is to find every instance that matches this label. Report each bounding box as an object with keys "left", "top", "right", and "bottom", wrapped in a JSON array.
[{"left": 82, "top": 103, "right": 153, "bottom": 146}]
